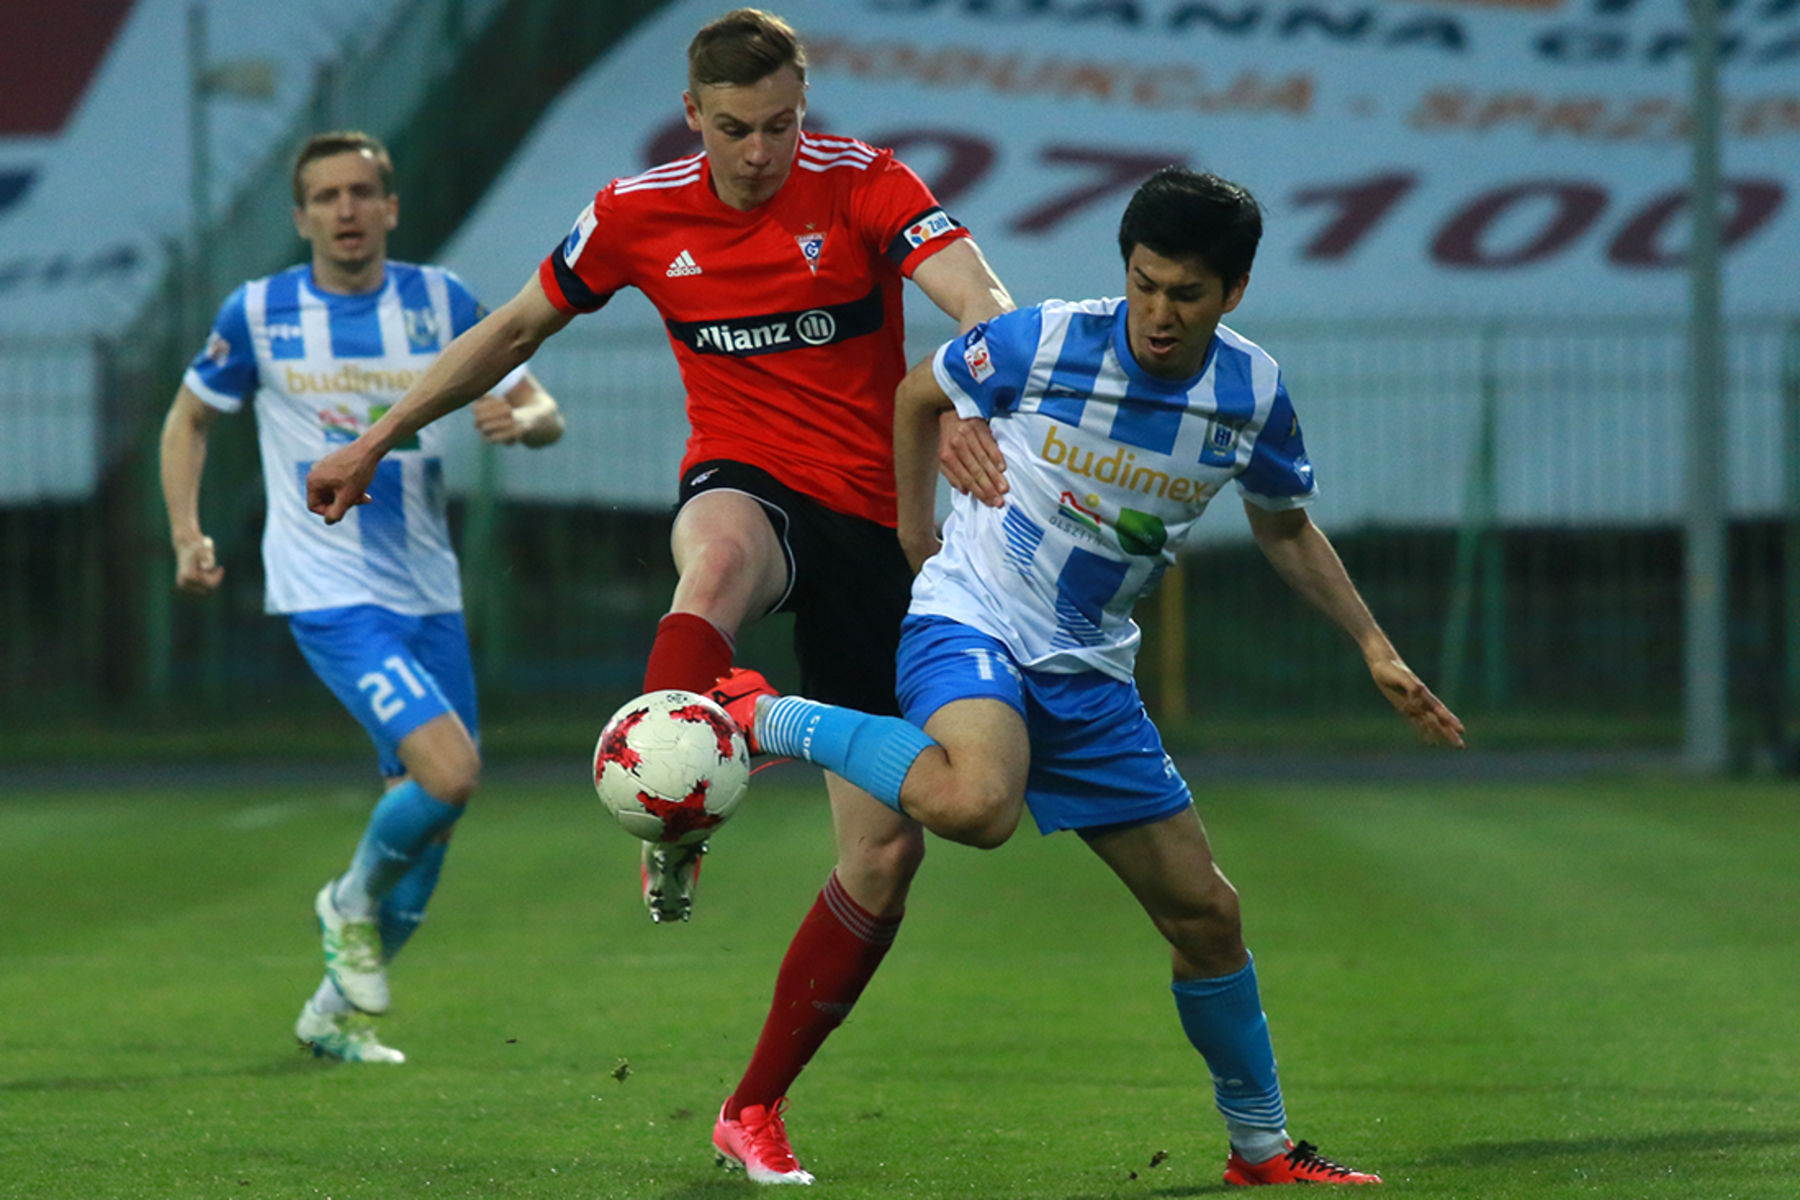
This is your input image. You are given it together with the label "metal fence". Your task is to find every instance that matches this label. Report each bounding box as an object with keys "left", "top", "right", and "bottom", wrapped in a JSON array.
[{"left": 3, "top": 314, "right": 1795, "bottom": 760}]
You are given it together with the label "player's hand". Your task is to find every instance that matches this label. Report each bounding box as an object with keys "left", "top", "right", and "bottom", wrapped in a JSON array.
[
  {"left": 938, "top": 412, "right": 1007, "bottom": 507},
  {"left": 472, "top": 395, "right": 524, "bottom": 444},
  {"left": 1369, "top": 658, "right": 1466, "bottom": 749},
  {"left": 306, "top": 446, "right": 375, "bottom": 525},
  {"left": 173, "top": 535, "right": 224, "bottom": 596}
]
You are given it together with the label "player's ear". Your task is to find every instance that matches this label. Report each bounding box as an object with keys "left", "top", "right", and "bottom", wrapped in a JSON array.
[
  {"left": 383, "top": 191, "right": 399, "bottom": 232},
  {"left": 683, "top": 90, "right": 702, "bottom": 133},
  {"left": 1221, "top": 273, "right": 1249, "bottom": 314}
]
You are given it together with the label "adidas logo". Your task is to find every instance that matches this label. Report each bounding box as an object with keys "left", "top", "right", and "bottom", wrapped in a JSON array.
[{"left": 666, "top": 249, "right": 702, "bottom": 277}]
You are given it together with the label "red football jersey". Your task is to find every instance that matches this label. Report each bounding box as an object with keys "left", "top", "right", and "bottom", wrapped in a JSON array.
[{"left": 539, "top": 131, "right": 971, "bottom": 526}]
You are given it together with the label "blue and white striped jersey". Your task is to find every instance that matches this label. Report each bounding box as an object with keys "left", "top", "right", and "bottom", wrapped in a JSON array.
[
  {"left": 916, "top": 297, "right": 1317, "bottom": 681},
  {"left": 183, "top": 262, "right": 504, "bottom": 616}
]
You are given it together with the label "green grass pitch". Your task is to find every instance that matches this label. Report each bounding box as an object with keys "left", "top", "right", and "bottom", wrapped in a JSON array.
[{"left": 3, "top": 763, "right": 1796, "bottom": 1198}]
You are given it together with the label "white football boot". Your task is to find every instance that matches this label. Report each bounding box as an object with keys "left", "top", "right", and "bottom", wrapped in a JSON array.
[
  {"left": 295, "top": 998, "right": 405, "bottom": 1064},
  {"left": 314, "top": 880, "right": 389, "bottom": 1013}
]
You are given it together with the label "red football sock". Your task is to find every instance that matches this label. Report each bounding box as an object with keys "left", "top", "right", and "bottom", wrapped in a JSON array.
[
  {"left": 726, "top": 871, "right": 902, "bottom": 1117},
  {"left": 642, "top": 611, "right": 734, "bottom": 692}
]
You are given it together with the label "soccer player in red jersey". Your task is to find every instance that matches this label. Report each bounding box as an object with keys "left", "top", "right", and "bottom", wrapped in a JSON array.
[{"left": 306, "top": 8, "right": 1012, "bottom": 1183}]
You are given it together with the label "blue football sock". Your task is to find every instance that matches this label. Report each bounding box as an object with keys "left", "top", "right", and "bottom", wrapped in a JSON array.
[
  {"left": 1171, "top": 953, "right": 1290, "bottom": 1159},
  {"left": 757, "top": 696, "right": 935, "bottom": 812},
  {"left": 334, "top": 780, "right": 463, "bottom": 919},
  {"left": 378, "top": 839, "right": 448, "bottom": 962}
]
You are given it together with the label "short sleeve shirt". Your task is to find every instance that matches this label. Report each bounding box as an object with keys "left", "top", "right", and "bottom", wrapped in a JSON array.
[
  {"left": 914, "top": 298, "right": 1316, "bottom": 680},
  {"left": 183, "top": 262, "right": 503, "bottom": 615},
  {"left": 539, "top": 131, "right": 971, "bottom": 526}
]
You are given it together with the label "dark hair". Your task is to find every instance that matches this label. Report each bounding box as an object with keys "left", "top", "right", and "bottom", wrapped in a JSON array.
[
  {"left": 291, "top": 131, "right": 394, "bottom": 205},
  {"left": 688, "top": 8, "right": 806, "bottom": 92},
  {"left": 1117, "top": 167, "right": 1262, "bottom": 286}
]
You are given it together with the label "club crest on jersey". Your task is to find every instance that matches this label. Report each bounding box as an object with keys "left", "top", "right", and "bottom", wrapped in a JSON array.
[
  {"left": 204, "top": 330, "right": 231, "bottom": 366},
  {"left": 795, "top": 232, "right": 825, "bottom": 274},
  {"left": 962, "top": 332, "right": 994, "bottom": 383},
  {"left": 402, "top": 307, "right": 439, "bottom": 352},
  {"left": 904, "top": 210, "right": 955, "bottom": 249},
  {"left": 1199, "top": 419, "right": 1241, "bottom": 467}
]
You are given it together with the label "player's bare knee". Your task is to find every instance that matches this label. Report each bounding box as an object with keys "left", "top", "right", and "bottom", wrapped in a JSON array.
[
  {"left": 416, "top": 751, "right": 481, "bottom": 806},
  {"left": 934, "top": 784, "right": 1022, "bottom": 849},
  {"left": 840, "top": 821, "right": 924, "bottom": 884}
]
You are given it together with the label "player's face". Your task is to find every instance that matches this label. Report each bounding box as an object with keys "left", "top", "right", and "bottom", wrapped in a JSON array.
[
  {"left": 293, "top": 150, "right": 398, "bottom": 289},
  {"left": 1122, "top": 245, "right": 1246, "bottom": 381},
  {"left": 684, "top": 65, "right": 806, "bottom": 211}
]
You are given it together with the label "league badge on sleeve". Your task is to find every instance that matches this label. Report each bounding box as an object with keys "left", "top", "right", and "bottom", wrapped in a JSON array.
[
  {"left": 963, "top": 330, "right": 995, "bottom": 383},
  {"left": 561, "top": 202, "right": 599, "bottom": 267}
]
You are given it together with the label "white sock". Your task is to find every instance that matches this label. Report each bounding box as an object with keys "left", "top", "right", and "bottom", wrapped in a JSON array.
[
  {"left": 310, "top": 976, "right": 356, "bottom": 1016},
  {"left": 1228, "top": 1124, "right": 1290, "bottom": 1163}
]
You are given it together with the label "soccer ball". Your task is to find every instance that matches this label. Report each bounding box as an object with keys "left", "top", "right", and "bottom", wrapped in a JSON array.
[{"left": 592, "top": 689, "right": 750, "bottom": 845}]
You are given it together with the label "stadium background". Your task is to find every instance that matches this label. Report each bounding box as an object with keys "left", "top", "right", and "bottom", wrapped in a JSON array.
[{"left": 2, "top": 0, "right": 1796, "bottom": 768}]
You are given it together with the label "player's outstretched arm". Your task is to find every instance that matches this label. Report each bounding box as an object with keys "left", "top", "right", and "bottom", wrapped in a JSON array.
[
  {"left": 1245, "top": 501, "right": 1466, "bottom": 748},
  {"left": 307, "top": 275, "right": 574, "bottom": 523},
  {"left": 894, "top": 358, "right": 957, "bottom": 572},
  {"left": 159, "top": 385, "right": 225, "bottom": 596}
]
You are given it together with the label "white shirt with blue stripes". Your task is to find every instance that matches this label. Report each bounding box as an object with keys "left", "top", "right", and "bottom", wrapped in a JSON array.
[
  {"left": 917, "top": 297, "right": 1317, "bottom": 682},
  {"left": 184, "top": 262, "right": 511, "bottom": 616}
]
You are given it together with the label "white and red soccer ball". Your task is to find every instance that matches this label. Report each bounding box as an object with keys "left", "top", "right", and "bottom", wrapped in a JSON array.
[{"left": 592, "top": 689, "right": 750, "bottom": 845}]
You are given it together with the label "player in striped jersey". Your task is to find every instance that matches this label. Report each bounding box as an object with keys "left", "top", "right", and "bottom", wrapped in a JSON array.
[
  {"left": 160, "top": 132, "right": 563, "bottom": 1064},
  {"left": 304, "top": 12, "right": 1012, "bottom": 1178},
  {"left": 708, "top": 168, "right": 1465, "bottom": 1185}
]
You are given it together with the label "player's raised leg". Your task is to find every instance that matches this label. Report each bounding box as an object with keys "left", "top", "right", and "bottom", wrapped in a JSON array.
[
  {"left": 1084, "top": 809, "right": 1381, "bottom": 1186},
  {"left": 639, "top": 487, "right": 787, "bottom": 922},
  {"left": 714, "top": 671, "right": 1032, "bottom": 850}
]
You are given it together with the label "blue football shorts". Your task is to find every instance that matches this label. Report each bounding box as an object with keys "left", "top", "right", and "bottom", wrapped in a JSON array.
[
  {"left": 895, "top": 614, "right": 1192, "bottom": 836},
  {"left": 288, "top": 605, "right": 479, "bottom": 779}
]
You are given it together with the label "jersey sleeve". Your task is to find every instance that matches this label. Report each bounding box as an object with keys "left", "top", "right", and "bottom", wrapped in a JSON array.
[
  {"left": 440, "top": 269, "right": 487, "bottom": 336},
  {"left": 441, "top": 268, "right": 532, "bottom": 396},
  {"left": 1237, "top": 376, "right": 1319, "bottom": 509},
  {"left": 180, "top": 284, "right": 257, "bottom": 413},
  {"left": 538, "top": 187, "right": 624, "bottom": 315},
  {"left": 930, "top": 306, "right": 1043, "bottom": 420},
  {"left": 856, "top": 150, "right": 973, "bottom": 277}
]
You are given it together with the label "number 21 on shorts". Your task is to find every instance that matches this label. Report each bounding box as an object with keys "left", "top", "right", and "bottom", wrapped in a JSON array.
[{"left": 358, "top": 656, "right": 428, "bottom": 723}]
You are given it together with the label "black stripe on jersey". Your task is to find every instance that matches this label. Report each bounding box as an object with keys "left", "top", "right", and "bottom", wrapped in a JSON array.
[
  {"left": 885, "top": 206, "right": 963, "bottom": 266},
  {"left": 663, "top": 285, "right": 885, "bottom": 358},
  {"left": 548, "top": 241, "right": 614, "bottom": 312}
]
